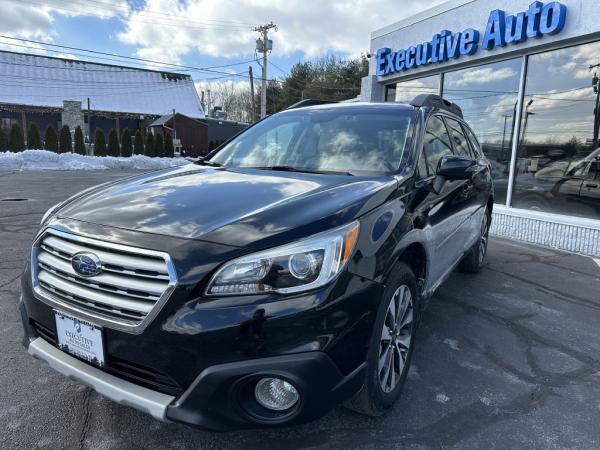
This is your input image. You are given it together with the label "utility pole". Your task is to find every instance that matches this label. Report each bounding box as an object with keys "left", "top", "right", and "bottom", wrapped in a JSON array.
[
  {"left": 87, "top": 97, "right": 91, "bottom": 155},
  {"left": 249, "top": 66, "right": 256, "bottom": 123},
  {"left": 501, "top": 114, "right": 510, "bottom": 155},
  {"left": 254, "top": 22, "right": 277, "bottom": 119},
  {"left": 590, "top": 63, "right": 600, "bottom": 147},
  {"left": 172, "top": 108, "right": 176, "bottom": 140},
  {"left": 207, "top": 89, "right": 212, "bottom": 118}
]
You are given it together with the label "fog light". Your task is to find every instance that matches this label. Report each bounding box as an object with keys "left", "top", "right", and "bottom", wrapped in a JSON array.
[{"left": 254, "top": 377, "right": 299, "bottom": 411}]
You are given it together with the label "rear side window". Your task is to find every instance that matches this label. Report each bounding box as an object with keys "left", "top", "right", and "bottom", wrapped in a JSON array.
[
  {"left": 445, "top": 117, "right": 472, "bottom": 157},
  {"left": 464, "top": 126, "right": 483, "bottom": 158},
  {"left": 420, "top": 115, "right": 453, "bottom": 176}
]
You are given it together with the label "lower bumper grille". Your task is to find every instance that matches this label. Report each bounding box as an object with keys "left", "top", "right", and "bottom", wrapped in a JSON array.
[{"left": 31, "top": 320, "right": 183, "bottom": 396}]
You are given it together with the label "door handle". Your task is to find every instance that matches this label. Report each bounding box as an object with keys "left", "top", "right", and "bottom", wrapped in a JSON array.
[{"left": 585, "top": 183, "right": 598, "bottom": 188}]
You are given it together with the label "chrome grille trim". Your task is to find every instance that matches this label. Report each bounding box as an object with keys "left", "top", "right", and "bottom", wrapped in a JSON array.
[{"left": 31, "top": 228, "right": 178, "bottom": 333}]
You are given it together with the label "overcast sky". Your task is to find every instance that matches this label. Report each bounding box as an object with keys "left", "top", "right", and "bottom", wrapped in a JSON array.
[{"left": 0, "top": 0, "right": 448, "bottom": 83}]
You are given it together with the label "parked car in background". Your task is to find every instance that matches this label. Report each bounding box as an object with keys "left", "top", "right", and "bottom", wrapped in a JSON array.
[{"left": 20, "top": 95, "right": 493, "bottom": 430}]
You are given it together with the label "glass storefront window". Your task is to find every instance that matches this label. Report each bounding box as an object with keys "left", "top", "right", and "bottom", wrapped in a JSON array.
[
  {"left": 513, "top": 41, "right": 600, "bottom": 219},
  {"left": 386, "top": 75, "right": 440, "bottom": 103},
  {"left": 443, "top": 58, "right": 522, "bottom": 204}
]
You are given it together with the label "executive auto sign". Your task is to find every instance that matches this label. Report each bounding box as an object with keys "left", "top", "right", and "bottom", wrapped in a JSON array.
[{"left": 376, "top": 1, "right": 567, "bottom": 76}]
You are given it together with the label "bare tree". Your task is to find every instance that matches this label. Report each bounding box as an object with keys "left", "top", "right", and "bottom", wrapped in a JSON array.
[{"left": 197, "top": 80, "right": 257, "bottom": 123}]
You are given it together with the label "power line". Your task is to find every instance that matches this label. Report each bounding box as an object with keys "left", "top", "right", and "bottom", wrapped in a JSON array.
[
  {"left": 0, "top": 35, "right": 256, "bottom": 77},
  {"left": 0, "top": 47, "right": 256, "bottom": 76}
]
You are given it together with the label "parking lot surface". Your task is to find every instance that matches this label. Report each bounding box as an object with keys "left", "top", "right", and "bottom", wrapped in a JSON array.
[{"left": 1, "top": 169, "right": 600, "bottom": 450}]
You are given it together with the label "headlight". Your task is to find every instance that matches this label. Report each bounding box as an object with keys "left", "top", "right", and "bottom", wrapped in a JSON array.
[
  {"left": 40, "top": 202, "right": 63, "bottom": 225},
  {"left": 206, "top": 221, "right": 360, "bottom": 296}
]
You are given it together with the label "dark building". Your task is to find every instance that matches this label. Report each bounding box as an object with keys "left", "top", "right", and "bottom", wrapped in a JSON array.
[
  {"left": 148, "top": 113, "right": 209, "bottom": 156},
  {"left": 202, "top": 117, "right": 248, "bottom": 151}
]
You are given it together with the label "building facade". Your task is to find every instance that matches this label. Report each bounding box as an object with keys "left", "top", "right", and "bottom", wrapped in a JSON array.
[
  {"left": 148, "top": 113, "right": 209, "bottom": 156},
  {"left": 0, "top": 50, "right": 204, "bottom": 148},
  {"left": 361, "top": 0, "right": 600, "bottom": 256}
]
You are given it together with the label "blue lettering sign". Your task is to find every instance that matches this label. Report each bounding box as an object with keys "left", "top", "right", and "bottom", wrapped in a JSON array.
[
  {"left": 459, "top": 29, "right": 480, "bottom": 55},
  {"left": 540, "top": 1, "right": 567, "bottom": 35},
  {"left": 482, "top": 9, "right": 507, "bottom": 49},
  {"left": 376, "top": 1, "right": 567, "bottom": 76},
  {"left": 505, "top": 12, "right": 528, "bottom": 43}
]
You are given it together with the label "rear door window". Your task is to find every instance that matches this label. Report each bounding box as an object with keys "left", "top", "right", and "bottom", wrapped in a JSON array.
[
  {"left": 445, "top": 117, "right": 472, "bottom": 157},
  {"left": 420, "top": 115, "right": 454, "bottom": 176},
  {"left": 464, "top": 126, "right": 483, "bottom": 158}
]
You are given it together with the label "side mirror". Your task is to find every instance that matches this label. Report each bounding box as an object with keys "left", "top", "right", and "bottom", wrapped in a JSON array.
[{"left": 437, "top": 155, "right": 477, "bottom": 180}]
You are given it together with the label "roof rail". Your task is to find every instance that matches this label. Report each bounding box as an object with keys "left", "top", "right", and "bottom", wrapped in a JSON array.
[
  {"left": 286, "top": 99, "right": 338, "bottom": 110},
  {"left": 410, "top": 94, "right": 463, "bottom": 118}
]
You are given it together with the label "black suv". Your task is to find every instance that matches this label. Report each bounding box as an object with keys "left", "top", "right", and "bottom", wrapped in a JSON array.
[{"left": 20, "top": 95, "right": 493, "bottom": 431}]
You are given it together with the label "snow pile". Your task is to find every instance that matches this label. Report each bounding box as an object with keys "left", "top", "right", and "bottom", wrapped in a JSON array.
[{"left": 0, "top": 150, "right": 189, "bottom": 171}]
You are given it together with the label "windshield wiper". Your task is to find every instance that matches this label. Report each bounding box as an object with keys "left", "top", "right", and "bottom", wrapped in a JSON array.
[
  {"left": 250, "top": 165, "right": 354, "bottom": 176},
  {"left": 196, "top": 158, "right": 223, "bottom": 167}
]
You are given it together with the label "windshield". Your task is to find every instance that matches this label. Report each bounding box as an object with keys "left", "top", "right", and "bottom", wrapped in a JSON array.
[{"left": 208, "top": 108, "right": 415, "bottom": 175}]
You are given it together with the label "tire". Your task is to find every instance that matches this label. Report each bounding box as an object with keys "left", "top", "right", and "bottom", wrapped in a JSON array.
[
  {"left": 460, "top": 208, "right": 490, "bottom": 274},
  {"left": 345, "top": 262, "right": 419, "bottom": 416}
]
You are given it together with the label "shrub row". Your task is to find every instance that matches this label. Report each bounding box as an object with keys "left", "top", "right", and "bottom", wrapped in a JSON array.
[
  {"left": 0, "top": 123, "right": 175, "bottom": 158},
  {"left": 93, "top": 128, "right": 174, "bottom": 157}
]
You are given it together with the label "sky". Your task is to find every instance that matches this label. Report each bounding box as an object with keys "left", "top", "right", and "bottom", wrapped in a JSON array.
[{"left": 0, "top": 0, "right": 449, "bottom": 88}]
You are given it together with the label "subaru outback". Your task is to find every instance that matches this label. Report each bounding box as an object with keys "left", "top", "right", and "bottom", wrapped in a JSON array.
[{"left": 20, "top": 94, "right": 493, "bottom": 430}]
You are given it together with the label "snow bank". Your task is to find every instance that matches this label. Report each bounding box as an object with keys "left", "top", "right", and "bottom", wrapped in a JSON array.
[{"left": 0, "top": 150, "right": 189, "bottom": 171}]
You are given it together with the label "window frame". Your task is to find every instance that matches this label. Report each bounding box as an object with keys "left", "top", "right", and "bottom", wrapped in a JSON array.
[
  {"left": 443, "top": 116, "right": 473, "bottom": 158},
  {"left": 417, "top": 113, "right": 456, "bottom": 179}
]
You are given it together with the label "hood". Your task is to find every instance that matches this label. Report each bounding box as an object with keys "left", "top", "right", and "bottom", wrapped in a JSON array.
[{"left": 58, "top": 164, "right": 398, "bottom": 248}]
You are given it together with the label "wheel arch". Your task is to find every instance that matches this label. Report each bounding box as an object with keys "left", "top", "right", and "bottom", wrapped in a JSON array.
[{"left": 396, "top": 242, "right": 427, "bottom": 298}]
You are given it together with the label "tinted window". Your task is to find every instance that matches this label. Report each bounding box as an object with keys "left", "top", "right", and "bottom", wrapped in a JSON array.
[
  {"left": 445, "top": 118, "right": 472, "bottom": 157},
  {"left": 587, "top": 161, "right": 600, "bottom": 181},
  {"left": 421, "top": 115, "right": 453, "bottom": 176},
  {"left": 464, "top": 126, "right": 483, "bottom": 158},
  {"left": 210, "top": 109, "right": 414, "bottom": 174}
]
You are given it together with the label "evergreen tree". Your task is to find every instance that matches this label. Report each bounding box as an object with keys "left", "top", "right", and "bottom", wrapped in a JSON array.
[
  {"left": 9, "top": 123, "right": 25, "bottom": 152},
  {"left": 164, "top": 132, "right": 174, "bottom": 157},
  {"left": 154, "top": 133, "right": 165, "bottom": 157},
  {"left": 121, "top": 128, "right": 132, "bottom": 157},
  {"left": 27, "top": 123, "right": 42, "bottom": 149},
  {"left": 145, "top": 132, "right": 155, "bottom": 157},
  {"left": 0, "top": 127, "right": 7, "bottom": 152},
  {"left": 107, "top": 128, "right": 120, "bottom": 156},
  {"left": 58, "top": 125, "right": 72, "bottom": 153},
  {"left": 94, "top": 128, "right": 107, "bottom": 156},
  {"left": 134, "top": 130, "right": 144, "bottom": 155},
  {"left": 44, "top": 125, "right": 58, "bottom": 152},
  {"left": 74, "top": 126, "right": 86, "bottom": 155}
]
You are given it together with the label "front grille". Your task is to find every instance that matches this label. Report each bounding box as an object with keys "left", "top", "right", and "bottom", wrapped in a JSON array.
[{"left": 32, "top": 228, "right": 176, "bottom": 331}]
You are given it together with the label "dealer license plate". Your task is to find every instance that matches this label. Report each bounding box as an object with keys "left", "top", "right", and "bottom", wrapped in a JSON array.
[{"left": 54, "top": 311, "right": 105, "bottom": 367}]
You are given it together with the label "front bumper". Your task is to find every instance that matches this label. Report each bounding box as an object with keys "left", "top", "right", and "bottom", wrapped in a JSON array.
[
  {"left": 23, "top": 316, "right": 365, "bottom": 431},
  {"left": 28, "top": 337, "right": 175, "bottom": 420}
]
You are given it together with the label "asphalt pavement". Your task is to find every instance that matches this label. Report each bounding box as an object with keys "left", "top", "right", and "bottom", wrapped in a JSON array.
[{"left": 1, "top": 169, "right": 600, "bottom": 450}]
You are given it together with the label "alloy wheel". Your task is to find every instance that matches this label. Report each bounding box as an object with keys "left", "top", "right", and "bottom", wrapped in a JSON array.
[
  {"left": 479, "top": 213, "right": 489, "bottom": 264},
  {"left": 378, "top": 284, "right": 414, "bottom": 393}
]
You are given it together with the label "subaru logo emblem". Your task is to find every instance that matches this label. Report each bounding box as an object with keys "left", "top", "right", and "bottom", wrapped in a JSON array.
[{"left": 71, "top": 252, "right": 102, "bottom": 277}]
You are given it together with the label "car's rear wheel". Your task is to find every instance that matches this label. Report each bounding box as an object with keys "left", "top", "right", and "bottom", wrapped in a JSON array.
[
  {"left": 345, "top": 262, "right": 418, "bottom": 416},
  {"left": 460, "top": 208, "right": 490, "bottom": 273}
]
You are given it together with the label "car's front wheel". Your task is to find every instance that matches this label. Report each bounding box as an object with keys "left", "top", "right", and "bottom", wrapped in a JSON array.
[{"left": 345, "top": 262, "right": 418, "bottom": 416}]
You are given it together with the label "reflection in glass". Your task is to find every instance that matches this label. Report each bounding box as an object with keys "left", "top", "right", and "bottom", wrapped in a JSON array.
[
  {"left": 513, "top": 41, "right": 600, "bottom": 219},
  {"left": 443, "top": 58, "right": 522, "bottom": 204},
  {"left": 210, "top": 109, "right": 414, "bottom": 174},
  {"left": 386, "top": 75, "right": 440, "bottom": 103}
]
